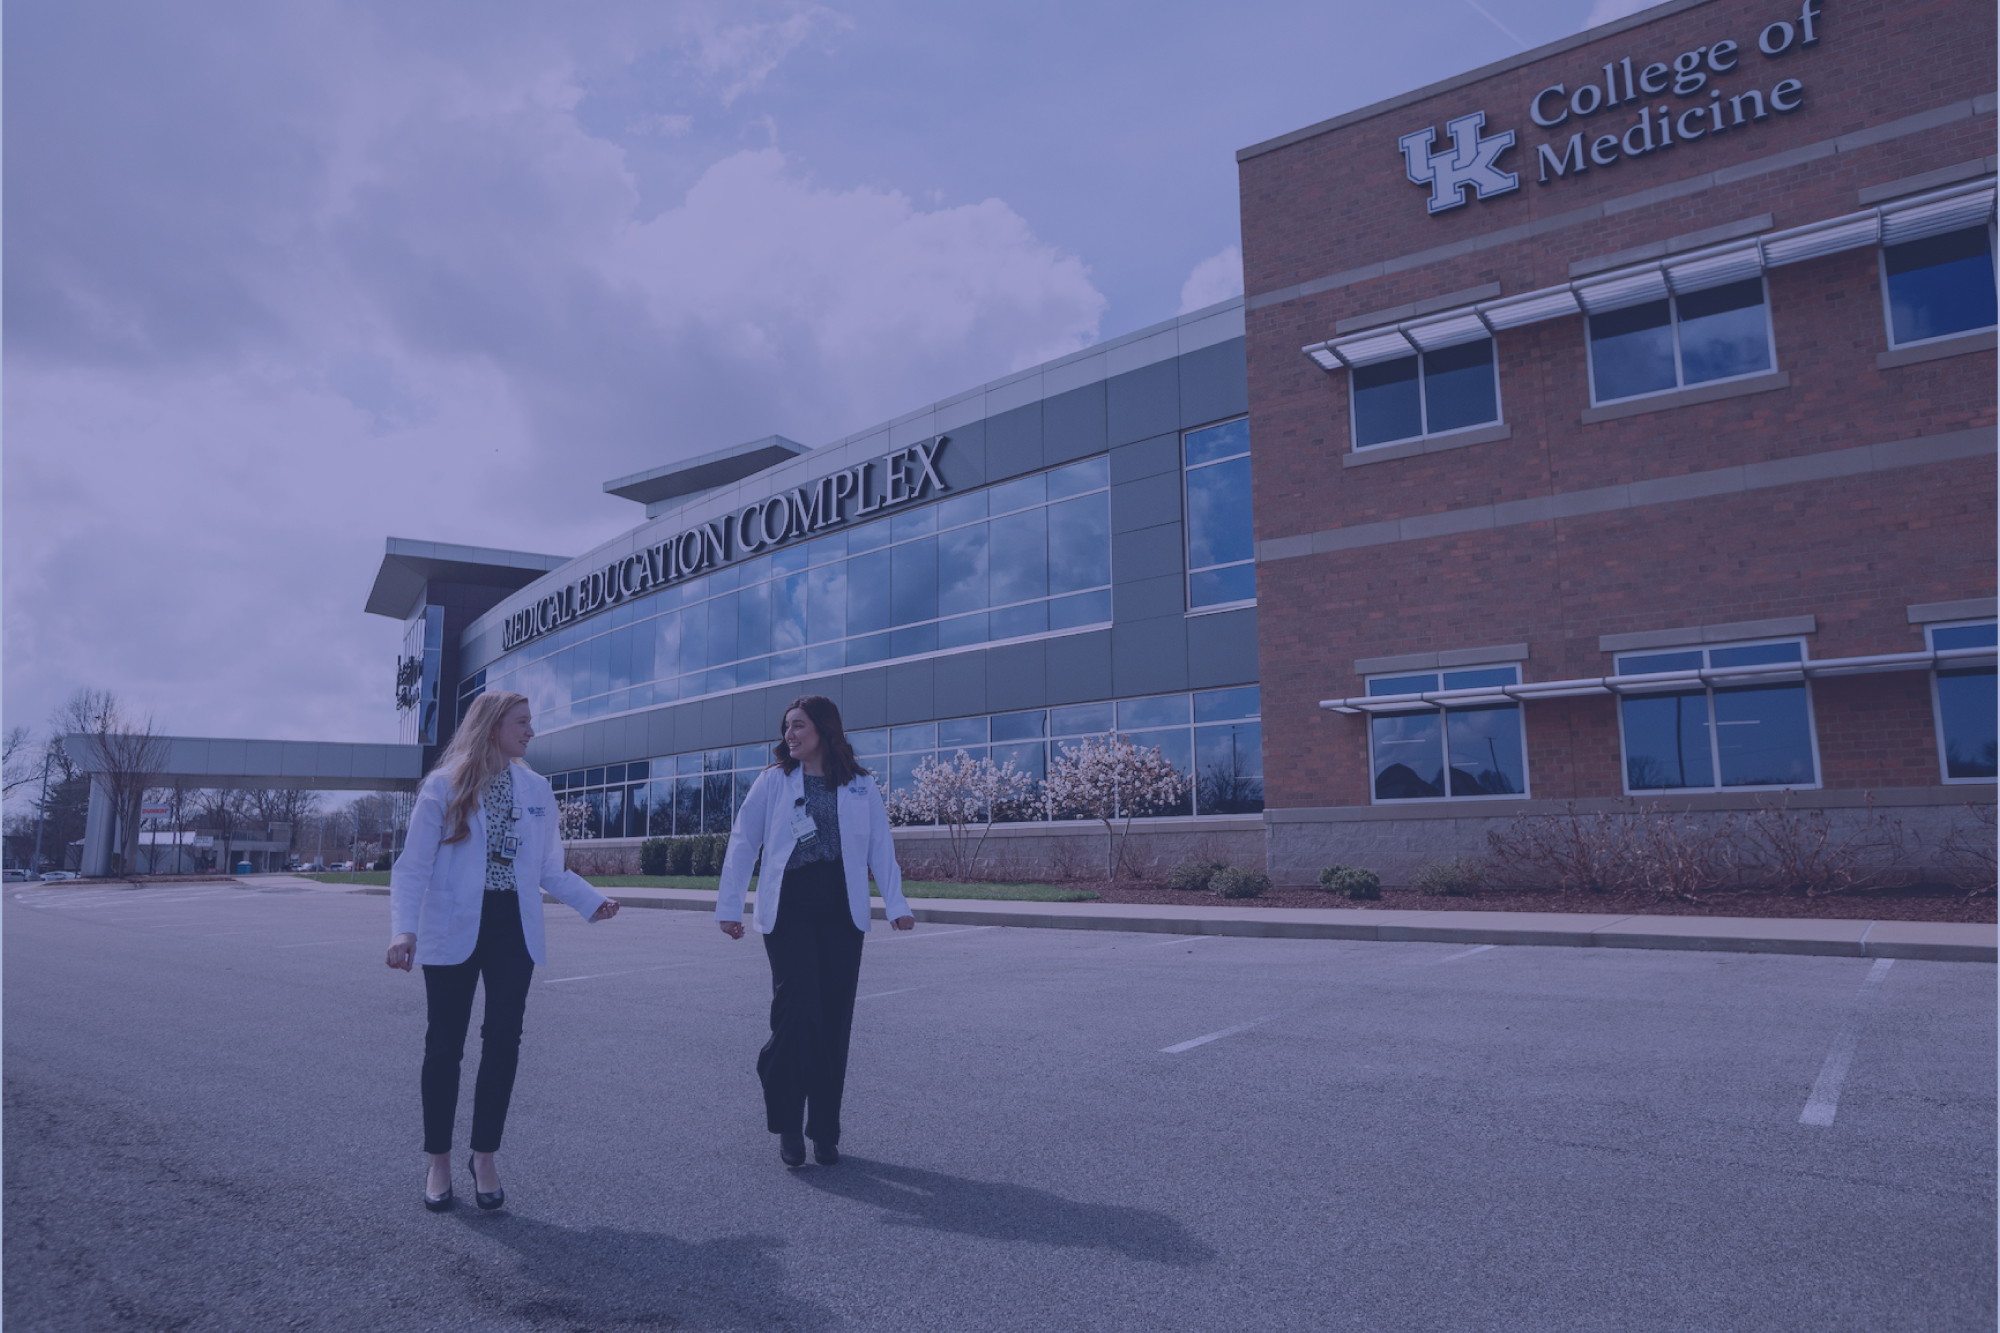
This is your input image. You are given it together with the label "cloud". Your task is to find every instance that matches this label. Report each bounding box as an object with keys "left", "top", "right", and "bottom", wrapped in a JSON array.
[
  {"left": 2, "top": 0, "right": 1102, "bottom": 751},
  {"left": 1177, "top": 244, "right": 1243, "bottom": 314},
  {"left": 630, "top": 112, "right": 696, "bottom": 137},
  {"left": 1583, "top": 0, "right": 1671, "bottom": 29}
]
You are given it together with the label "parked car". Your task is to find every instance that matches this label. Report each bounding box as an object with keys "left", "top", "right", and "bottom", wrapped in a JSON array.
[
  {"left": 39, "top": 870, "right": 79, "bottom": 882},
  {"left": 2, "top": 868, "right": 25, "bottom": 882}
]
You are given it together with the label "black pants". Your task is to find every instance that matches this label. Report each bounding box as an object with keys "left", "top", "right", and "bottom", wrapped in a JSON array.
[
  {"left": 758, "top": 861, "right": 865, "bottom": 1144},
  {"left": 421, "top": 891, "right": 535, "bottom": 1154}
]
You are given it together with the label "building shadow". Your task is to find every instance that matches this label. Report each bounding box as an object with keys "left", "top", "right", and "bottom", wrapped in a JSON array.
[
  {"left": 458, "top": 1212, "right": 837, "bottom": 1331},
  {"left": 794, "top": 1157, "right": 1215, "bottom": 1267}
]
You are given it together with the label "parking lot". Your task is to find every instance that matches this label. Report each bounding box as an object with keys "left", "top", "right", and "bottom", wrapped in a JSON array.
[{"left": 5, "top": 881, "right": 1994, "bottom": 1331}]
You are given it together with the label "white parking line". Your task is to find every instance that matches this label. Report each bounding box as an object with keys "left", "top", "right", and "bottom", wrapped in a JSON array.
[
  {"left": 1435, "top": 944, "right": 1498, "bottom": 963},
  {"left": 879, "top": 925, "right": 991, "bottom": 941},
  {"left": 1133, "top": 934, "right": 1213, "bottom": 949},
  {"left": 857, "top": 986, "right": 925, "bottom": 1001},
  {"left": 1800, "top": 958, "right": 1895, "bottom": 1127},
  {"left": 276, "top": 938, "right": 377, "bottom": 949},
  {"left": 1162, "top": 1013, "right": 1284, "bottom": 1054},
  {"left": 542, "top": 962, "right": 700, "bottom": 985}
]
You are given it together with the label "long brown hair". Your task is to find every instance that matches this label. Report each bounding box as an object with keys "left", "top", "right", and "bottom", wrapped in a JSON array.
[
  {"left": 770, "top": 695, "right": 868, "bottom": 788},
  {"left": 433, "top": 690, "right": 528, "bottom": 844}
]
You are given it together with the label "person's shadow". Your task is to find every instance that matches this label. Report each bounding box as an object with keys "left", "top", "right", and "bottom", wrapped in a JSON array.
[
  {"left": 795, "top": 1157, "right": 1215, "bottom": 1267},
  {"left": 459, "top": 1212, "right": 838, "bottom": 1330}
]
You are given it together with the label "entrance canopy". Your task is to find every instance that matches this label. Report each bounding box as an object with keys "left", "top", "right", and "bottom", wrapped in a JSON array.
[{"left": 62, "top": 735, "right": 424, "bottom": 876}]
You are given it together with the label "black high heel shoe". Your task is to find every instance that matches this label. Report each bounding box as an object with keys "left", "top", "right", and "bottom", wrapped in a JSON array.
[
  {"left": 424, "top": 1165, "right": 454, "bottom": 1212},
  {"left": 468, "top": 1153, "right": 505, "bottom": 1211}
]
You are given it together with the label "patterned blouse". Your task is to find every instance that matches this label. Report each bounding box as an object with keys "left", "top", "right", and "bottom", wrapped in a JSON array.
[
  {"left": 784, "top": 773, "right": 843, "bottom": 870},
  {"left": 483, "top": 766, "right": 518, "bottom": 893}
]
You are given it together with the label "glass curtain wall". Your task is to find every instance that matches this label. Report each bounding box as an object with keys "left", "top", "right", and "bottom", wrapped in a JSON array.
[
  {"left": 548, "top": 686, "right": 1264, "bottom": 839},
  {"left": 482, "top": 456, "right": 1113, "bottom": 730},
  {"left": 1184, "top": 419, "right": 1255, "bottom": 609}
]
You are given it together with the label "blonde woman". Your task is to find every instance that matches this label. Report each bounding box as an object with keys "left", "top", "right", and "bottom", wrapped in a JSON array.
[
  {"left": 716, "top": 695, "right": 914, "bottom": 1168},
  {"left": 386, "top": 691, "right": 619, "bottom": 1212}
]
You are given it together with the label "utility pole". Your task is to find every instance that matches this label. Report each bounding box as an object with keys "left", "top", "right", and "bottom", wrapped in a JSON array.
[{"left": 27, "top": 749, "right": 52, "bottom": 881}]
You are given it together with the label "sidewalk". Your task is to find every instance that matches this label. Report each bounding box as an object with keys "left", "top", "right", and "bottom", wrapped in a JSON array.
[{"left": 145, "top": 876, "right": 1996, "bottom": 964}]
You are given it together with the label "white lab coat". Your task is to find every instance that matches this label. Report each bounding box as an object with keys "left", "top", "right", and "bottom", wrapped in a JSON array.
[
  {"left": 716, "top": 765, "right": 911, "bottom": 934},
  {"left": 390, "top": 761, "right": 607, "bottom": 965}
]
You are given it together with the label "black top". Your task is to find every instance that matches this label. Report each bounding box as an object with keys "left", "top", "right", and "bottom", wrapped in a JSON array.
[{"left": 784, "top": 774, "right": 843, "bottom": 870}]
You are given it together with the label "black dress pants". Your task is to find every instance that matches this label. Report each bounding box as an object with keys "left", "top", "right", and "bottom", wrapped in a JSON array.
[
  {"left": 757, "top": 861, "right": 865, "bottom": 1144},
  {"left": 421, "top": 891, "right": 535, "bottom": 1154}
]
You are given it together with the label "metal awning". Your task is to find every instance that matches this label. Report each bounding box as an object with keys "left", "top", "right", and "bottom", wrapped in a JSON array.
[
  {"left": 1304, "top": 178, "right": 1997, "bottom": 370},
  {"left": 1319, "top": 647, "right": 1998, "bottom": 715}
]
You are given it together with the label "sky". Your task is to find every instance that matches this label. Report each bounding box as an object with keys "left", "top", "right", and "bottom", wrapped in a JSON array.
[{"left": 3, "top": 0, "right": 1658, "bottom": 757}]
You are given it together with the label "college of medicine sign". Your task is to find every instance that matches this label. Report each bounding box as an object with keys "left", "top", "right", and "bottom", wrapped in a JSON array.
[
  {"left": 500, "top": 436, "right": 950, "bottom": 652},
  {"left": 1400, "top": 0, "right": 1823, "bottom": 214}
]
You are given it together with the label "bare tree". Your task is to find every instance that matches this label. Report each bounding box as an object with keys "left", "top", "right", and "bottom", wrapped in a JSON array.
[
  {"left": 68, "top": 693, "right": 172, "bottom": 875},
  {"left": 253, "top": 788, "right": 322, "bottom": 864},
  {"left": 3, "top": 726, "right": 37, "bottom": 801},
  {"left": 194, "top": 788, "right": 250, "bottom": 873}
]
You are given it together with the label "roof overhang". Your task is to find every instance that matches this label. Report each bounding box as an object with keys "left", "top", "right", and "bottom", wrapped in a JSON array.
[
  {"left": 602, "top": 436, "right": 810, "bottom": 509},
  {"left": 364, "top": 538, "right": 569, "bottom": 620},
  {"left": 1320, "top": 647, "right": 1998, "bottom": 715}
]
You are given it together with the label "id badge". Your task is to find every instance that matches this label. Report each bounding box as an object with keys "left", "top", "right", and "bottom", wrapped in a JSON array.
[
  {"left": 789, "top": 812, "right": 818, "bottom": 844},
  {"left": 498, "top": 835, "right": 520, "bottom": 864}
]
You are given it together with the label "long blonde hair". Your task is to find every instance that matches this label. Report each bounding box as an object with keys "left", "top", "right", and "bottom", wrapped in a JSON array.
[{"left": 434, "top": 690, "right": 528, "bottom": 844}]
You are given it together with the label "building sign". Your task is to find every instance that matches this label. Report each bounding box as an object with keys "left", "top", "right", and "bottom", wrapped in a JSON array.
[
  {"left": 501, "top": 435, "right": 950, "bottom": 652},
  {"left": 1401, "top": 1, "right": 1823, "bottom": 212}
]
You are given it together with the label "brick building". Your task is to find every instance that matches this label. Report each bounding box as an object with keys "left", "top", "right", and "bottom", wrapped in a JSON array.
[{"left": 1236, "top": 0, "right": 1996, "bottom": 884}]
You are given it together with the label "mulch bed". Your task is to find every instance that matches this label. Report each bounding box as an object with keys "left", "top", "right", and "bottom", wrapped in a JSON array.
[{"left": 1068, "top": 881, "right": 1997, "bottom": 923}]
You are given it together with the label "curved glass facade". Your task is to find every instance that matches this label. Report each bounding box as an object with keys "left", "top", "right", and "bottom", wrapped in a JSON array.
[
  {"left": 484, "top": 455, "right": 1112, "bottom": 731},
  {"left": 549, "top": 684, "right": 1263, "bottom": 839}
]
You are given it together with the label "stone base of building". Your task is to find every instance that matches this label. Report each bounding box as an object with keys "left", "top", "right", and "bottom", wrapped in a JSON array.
[{"left": 1265, "top": 788, "right": 1996, "bottom": 890}]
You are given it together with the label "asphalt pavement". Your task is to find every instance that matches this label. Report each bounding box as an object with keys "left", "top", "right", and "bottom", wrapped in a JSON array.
[{"left": 5, "top": 880, "right": 1993, "bottom": 1331}]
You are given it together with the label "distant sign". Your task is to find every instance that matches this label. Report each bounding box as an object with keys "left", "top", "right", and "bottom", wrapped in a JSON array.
[
  {"left": 140, "top": 804, "right": 172, "bottom": 820},
  {"left": 194, "top": 836, "right": 215, "bottom": 849}
]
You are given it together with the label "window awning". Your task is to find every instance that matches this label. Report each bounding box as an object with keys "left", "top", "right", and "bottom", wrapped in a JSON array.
[
  {"left": 1304, "top": 178, "right": 1998, "bottom": 370},
  {"left": 1319, "top": 647, "right": 1998, "bottom": 715}
]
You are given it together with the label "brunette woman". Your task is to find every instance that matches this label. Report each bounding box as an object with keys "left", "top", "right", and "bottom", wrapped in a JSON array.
[
  {"left": 386, "top": 691, "right": 620, "bottom": 1211},
  {"left": 716, "top": 695, "right": 914, "bottom": 1167}
]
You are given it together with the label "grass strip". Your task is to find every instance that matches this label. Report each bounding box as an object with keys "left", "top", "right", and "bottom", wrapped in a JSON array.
[{"left": 307, "top": 872, "right": 1094, "bottom": 903}]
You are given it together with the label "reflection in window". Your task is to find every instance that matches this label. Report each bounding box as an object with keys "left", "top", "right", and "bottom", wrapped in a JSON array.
[
  {"left": 1366, "top": 666, "right": 1526, "bottom": 801},
  {"left": 480, "top": 456, "right": 1112, "bottom": 728},
  {"left": 1617, "top": 642, "right": 1818, "bottom": 791},
  {"left": 1930, "top": 622, "right": 1997, "bottom": 781},
  {"left": 1588, "top": 278, "right": 1772, "bottom": 404},
  {"left": 1184, "top": 418, "right": 1254, "bottom": 609},
  {"left": 547, "top": 687, "right": 1264, "bottom": 839},
  {"left": 1884, "top": 227, "right": 1998, "bottom": 347},
  {"left": 1350, "top": 338, "right": 1500, "bottom": 449}
]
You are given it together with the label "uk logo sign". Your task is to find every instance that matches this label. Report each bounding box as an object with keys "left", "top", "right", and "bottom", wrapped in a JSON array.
[{"left": 1398, "top": 111, "right": 1519, "bottom": 214}]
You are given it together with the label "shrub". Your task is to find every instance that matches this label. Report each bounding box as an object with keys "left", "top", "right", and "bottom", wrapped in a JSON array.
[
  {"left": 667, "top": 837, "right": 694, "bottom": 875},
  {"left": 1167, "top": 859, "right": 1229, "bottom": 892},
  {"left": 1210, "top": 866, "right": 1271, "bottom": 899},
  {"left": 1319, "top": 865, "right": 1381, "bottom": 899},
  {"left": 372, "top": 854, "right": 392, "bottom": 872},
  {"left": 1411, "top": 856, "right": 1485, "bottom": 896},
  {"left": 639, "top": 838, "right": 669, "bottom": 876},
  {"left": 689, "top": 835, "right": 720, "bottom": 876}
]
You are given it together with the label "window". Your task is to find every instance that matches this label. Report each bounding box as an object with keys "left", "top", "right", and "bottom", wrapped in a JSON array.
[
  {"left": 1929, "top": 621, "right": 1997, "bottom": 782},
  {"left": 1365, "top": 666, "right": 1527, "bottom": 802},
  {"left": 1183, "top": 418, "right": 1253, "bottom": 610},
  {"left": 1587, "top": 278, "right": 1773, "bottom": 404},
  {"left": 481, "top": 456, "right": 1112, "bottom": 729},
  {"left": 1616, "top": 641, "right": 1818, "bottom": 792},
  {"left": 1882, "top": 227, "right": 1998, "bottom": 348},
  {"left": 1350, "top": 338, "right": 1500, "bottom": 449}
]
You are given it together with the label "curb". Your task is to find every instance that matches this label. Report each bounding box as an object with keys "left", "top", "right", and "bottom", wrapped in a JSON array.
[{"left": 588, "top": 888, "right": 1996, "bottom": 964}]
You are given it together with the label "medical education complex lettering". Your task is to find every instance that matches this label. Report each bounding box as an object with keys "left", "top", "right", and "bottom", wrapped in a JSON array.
[
  {"left": 501, "top": 436, "right": 949, "bottom": 652},
  {"left": 1401, "top": 0, "right": 1826, "bottom": 213}
]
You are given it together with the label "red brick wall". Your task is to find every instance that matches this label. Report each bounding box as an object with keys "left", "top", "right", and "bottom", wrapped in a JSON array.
[{"left": 1241, "top": 0, "right": 1997, "bottom": 813}]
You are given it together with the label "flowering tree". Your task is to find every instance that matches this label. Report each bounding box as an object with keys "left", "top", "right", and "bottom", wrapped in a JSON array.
[
  {"left": 558, "top": 799, "right": 590, "bottom": 842},
  {"left": 886, "top": 750, "right": 1033, "bottom": 880},
  {"left": 1043, "top": 734, "right": 1189, "bottom": 881}
]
